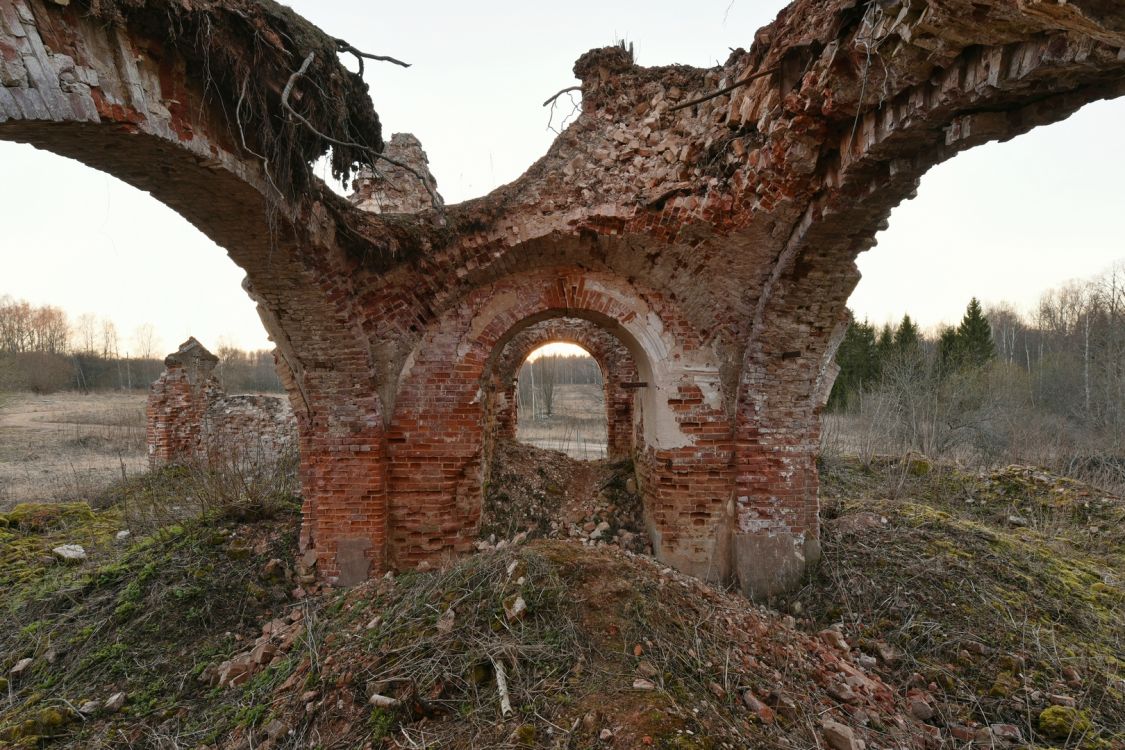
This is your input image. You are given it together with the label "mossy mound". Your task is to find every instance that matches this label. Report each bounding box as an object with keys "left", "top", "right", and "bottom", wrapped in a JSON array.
[
  {"left": 1039, "top": 705, "right": 1093, "bottom": 740},
  {"left": 0, "top": 479, "right": 301, "bottom": 748},
  {"left": 0, "top": 502, "right": 121, "bottom": 601},
  {"left": 805, "top": 456, "right": 1124, "bottom": 749}
]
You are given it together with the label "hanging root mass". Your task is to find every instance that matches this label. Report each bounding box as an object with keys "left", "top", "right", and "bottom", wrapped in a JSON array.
[{"left": 80, "top": 0, "right": 396, "bottom": 199}]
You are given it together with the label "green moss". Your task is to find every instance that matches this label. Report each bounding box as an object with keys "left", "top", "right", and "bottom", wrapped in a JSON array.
[
  {"left": 907, "top": 457, "right": 932, "bottom": 476},
  {"left": 234, "top": 703, "right": 267, "bottom": 728},
  {"left": 514, "top": 724, "right": 537, "bottom": 746},
  {"left": 34, "top": 707, "right": 67, "bottom": 735},
  {"left": 368, "top": 707, "right": 395, "bottom": 740},
  {"left": 5, "top": 503, "right": 95, "bottom": 532},
  {"left": 1038, "top": 705, "right": 1092, "bottom": 739}
]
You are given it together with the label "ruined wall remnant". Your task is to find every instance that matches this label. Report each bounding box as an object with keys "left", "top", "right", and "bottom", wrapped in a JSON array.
[
  {"left": 147, "top": 339, "right": 295, "bottom": 467},
  {"left": 5, "top": 0, "right": 1125, "bottom": 597},
  {"left": 349, "top": 133, "right": 438, "bottom": 214},
  {"left": 490, "top": 317, "right": 638, "bottom": 460},
  {"left": 146, "top": 338, "right": 222, "bottom": 465}
]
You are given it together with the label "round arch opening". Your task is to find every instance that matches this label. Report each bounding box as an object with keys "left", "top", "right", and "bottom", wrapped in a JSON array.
[{"left": 515, "top": 342, "right": 607, "bottom": 460}]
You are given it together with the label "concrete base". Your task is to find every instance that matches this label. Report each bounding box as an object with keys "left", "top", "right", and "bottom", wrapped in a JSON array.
[
  {"left": 335, "top": 537, "right": 374, "bottom": 587},
  {"left": 732, "top": 531, "right": 821, "bottom": 601}
]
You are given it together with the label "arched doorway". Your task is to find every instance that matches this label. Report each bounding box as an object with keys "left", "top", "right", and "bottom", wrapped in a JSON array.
[{"left": 515, "top": 342, "right": 607, "bottom": 460}]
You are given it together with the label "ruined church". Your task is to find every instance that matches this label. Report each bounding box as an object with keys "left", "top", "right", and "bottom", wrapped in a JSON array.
[{"left": 3, "top": 0, "right": 1123, "bottom": 597}]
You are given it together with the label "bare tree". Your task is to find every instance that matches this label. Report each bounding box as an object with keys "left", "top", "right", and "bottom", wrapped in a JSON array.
[
  {"left": 99, "top": 318, "right": 119, "bottom": 359},
  {"left": 131, "top": 323, "right": 160, "bottom": 360},
  {"left": 74, "top": 313, "right": 98, "bottom": 355},
  {"left": 535, "top": 356, "right": 560, "bottom": 417}
]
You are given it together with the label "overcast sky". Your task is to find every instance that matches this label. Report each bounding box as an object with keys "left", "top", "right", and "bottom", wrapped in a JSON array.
[{"left": 1, "top": 0, "right": 1122, "bottom": 355}]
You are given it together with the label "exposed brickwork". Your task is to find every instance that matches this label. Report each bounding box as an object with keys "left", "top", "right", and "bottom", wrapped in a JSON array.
[
  {"left": 381, "top": 267, "right": 734, "bottom": 578},
  {"left": 146, "top": 338, "right": 221, "bottom": 465},
  {"left": 5, "top": 0, "right": 1125, "bottom": 596},
  {"left": 147, "top": 338, "right": 295, "bottom": 467},
  {"left": 491, "top": 317, "right": 638, "bottom": 459}
]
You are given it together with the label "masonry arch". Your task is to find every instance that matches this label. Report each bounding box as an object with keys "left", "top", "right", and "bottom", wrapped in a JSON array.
[
  {"left": 0, "top": 0, "right": 402, "bottom": 583},
  {"left": 6, "top": 0, "right": 1124, "bottom": 598},
  {"left": 385, "top": 267, "right": 735, "bottom": 579},
  {"left": 491, "top": 318, "right": 639, "bottom": 460}
]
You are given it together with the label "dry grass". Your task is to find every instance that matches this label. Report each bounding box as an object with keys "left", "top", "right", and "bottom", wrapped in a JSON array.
[
  {"left": 517, "top": 384, "right": 608, "bottom": 460},
  {"left": 0, "top": 391, "right": 148, "bottom": 509},
  {"left": 799, "top": 455, "right": 1125, "bottom": 746}
]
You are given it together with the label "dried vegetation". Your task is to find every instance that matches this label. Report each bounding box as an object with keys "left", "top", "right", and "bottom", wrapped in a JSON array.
[
  {"left": 802, "top": 456, "right": 1124, "bottom": 747},
  {"left": 0, "top": 454, "right": 1121, "bottom": 749}
]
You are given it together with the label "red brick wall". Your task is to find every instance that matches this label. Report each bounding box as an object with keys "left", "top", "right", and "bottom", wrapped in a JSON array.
[
  {"left": 146, "top": 338, "right": 223, "bottom": 466},
  {"left": 147, "top": 338, "right": 296, "bottom": 469},
  {"left": 385, "top": 268, "right": 735, "bottom": 580},
  {"left": 491, "top": 317, "right": 638, "bottom": 459},
  {"left": 11, "top": 0, "right": 1125, "bottom": 598}
]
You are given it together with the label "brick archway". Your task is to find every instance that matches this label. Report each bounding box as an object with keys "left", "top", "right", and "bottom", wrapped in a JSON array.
[
  {"left": 385, "top": 267, "right": 735, "bottom": 580},
  {"left": 0, "top": 0, "right": 399, "bottom": 582},
  {"left": 5, "top": 0, "right": 1124, "bottom": 597},
  {"left": 490, "top": 317, "right": 639, "bottom": 460}
]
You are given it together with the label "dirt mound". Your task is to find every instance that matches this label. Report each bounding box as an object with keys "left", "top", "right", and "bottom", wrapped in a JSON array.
[
  {"left": 198, "top": 540, "right": 936, "bottom": 749},
  {"left": 2, "top": 457, "right": 1121, "bottom": 748},
  {"left": 481, "top": 440, "right": 649, "bottom": 554}
]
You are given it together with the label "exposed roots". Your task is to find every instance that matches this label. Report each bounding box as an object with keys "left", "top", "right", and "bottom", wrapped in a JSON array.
[{"left": 80, "top": 0, "right": 386, "bottom": 198}]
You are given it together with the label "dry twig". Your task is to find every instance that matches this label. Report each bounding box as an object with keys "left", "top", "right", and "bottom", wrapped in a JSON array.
[
  {"left": 542, "top": 85, "right": 581, "bottom": 108},
  {"left": 668, "top": 66, "right": 779, "bottom": 112},
  {"left": 281, "top": 52, "right": 442, "bottom": 209},
  {"left": 334, "top": 38, "right": 410, "bottom": 76}
]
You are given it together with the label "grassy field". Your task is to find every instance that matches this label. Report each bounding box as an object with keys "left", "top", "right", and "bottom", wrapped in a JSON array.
[
  {"left": 516, "top": 383, "right": 608, "bottom": 459},
  {"left": 1, "top": 453, "right": 1119, "bottom": 748},
  {"left": 0, "top": 391, "right": 148, "bottom": 509}
]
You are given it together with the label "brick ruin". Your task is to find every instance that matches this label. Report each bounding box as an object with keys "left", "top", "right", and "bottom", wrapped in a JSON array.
[
  {"left": 3, "top": 0, "right": 1124, "bottom": 596},
  {"left": 491, "top": 317, "right": 638, "bottom": 460},
  {"left": 147, "top": 338, "right": 295, "bottom": 468}
]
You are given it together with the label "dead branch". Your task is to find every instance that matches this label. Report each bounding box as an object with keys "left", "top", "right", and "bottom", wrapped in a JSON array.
[
  {"left": 667, "top": 65, "right": 779, "bottom": 112},
  {"left": 542, "top": 85, "right": 581, "bottom": 108},
  {"left": 492, "top": 657, "right": 513, "bottom": 717},
  {"left": 281, "top": 52, "right": 442, "bottom": 209},
  {"left": 334, "top": 38, "right": 410, "bottom": 76}
]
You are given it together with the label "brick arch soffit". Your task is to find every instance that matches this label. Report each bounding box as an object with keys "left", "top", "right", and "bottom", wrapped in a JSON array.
[
  {"left": 0, "top": 5, "right": 393, "bottom": 430},
  {"left": 387, "top": 268, "right": 725, "bottom": 433},
  {"left": 491, "top": 319, "right": 638, "bottom": 392},
  {"left": 407, "top": 270, "right": 675, "bottom": 384},
  {"left": 728, "top": 31, "right": 1125, "bottom": 422}
]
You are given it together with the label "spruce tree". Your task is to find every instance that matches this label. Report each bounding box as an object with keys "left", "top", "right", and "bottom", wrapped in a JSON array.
[
  {"left": 828, "top": 311, "right": 878, "bottom": 410},
  {"left": 956, "top": 297, "right": 995, "bottom": 367},
  {"left": 894, "top": 314, "right": 921, "bottom": 352},
  {"left": 938, "top": 326, "right": 961, "bottom": 374},
  {"left": 876, "top": 323, "right": 895, "bottom": 367}
]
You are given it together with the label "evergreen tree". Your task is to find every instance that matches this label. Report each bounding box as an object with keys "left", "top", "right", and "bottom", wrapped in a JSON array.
[
  {"left": 956, "top": 297, "right": 995, "bottom": 367},
  {"left": 894, "top": 314, "right": 921, "bottom": 353},
  {"left": 828, "top": 312, "right": 878, "bottom": 409},
  {"left": 937, "top": 325, "right": 961, "bottom": 374},
  {"left": 875, "top": 323, "right": 895, "bottom": 365}
]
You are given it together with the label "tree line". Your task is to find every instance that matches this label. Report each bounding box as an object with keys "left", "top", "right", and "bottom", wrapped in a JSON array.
[
  {"left": 0, "top": 296, "right": 282, "bottom": 394},
  {"left": 827, "top": 265, "right": 1124, "bottom": 490},
  {"left": 517, "top": 353, "right": 603, "bottom": 418}
]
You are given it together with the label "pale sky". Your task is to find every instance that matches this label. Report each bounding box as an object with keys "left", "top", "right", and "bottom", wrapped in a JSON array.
[
  {"left": 527, "top": 343, "right": 590, "bottom": 361},
  {"left": 1, "top": 0, "right": 1122, "bottom": 354}
]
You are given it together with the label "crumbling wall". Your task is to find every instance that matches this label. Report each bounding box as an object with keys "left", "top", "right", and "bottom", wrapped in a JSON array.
[
  {"left": 146, "top": 338, "right": 223, "bottom": 466},
  {"left": 5, "top": 0, "right": 1125, "bottom": 596},
  {"left": 147, "top": 339, "right": 295, "bottom": 467},
  {"left": 490, "top": 317, "right": 638, "bottom": 459},
  {"left": 349, "top": 133, "right": 437, "bottom": 214},
  {"left": 200, "top": 394, "right": 296, "bottom": 465},
  {"left": 384, "top": 268, "right": 733, "bottom": 581}
]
